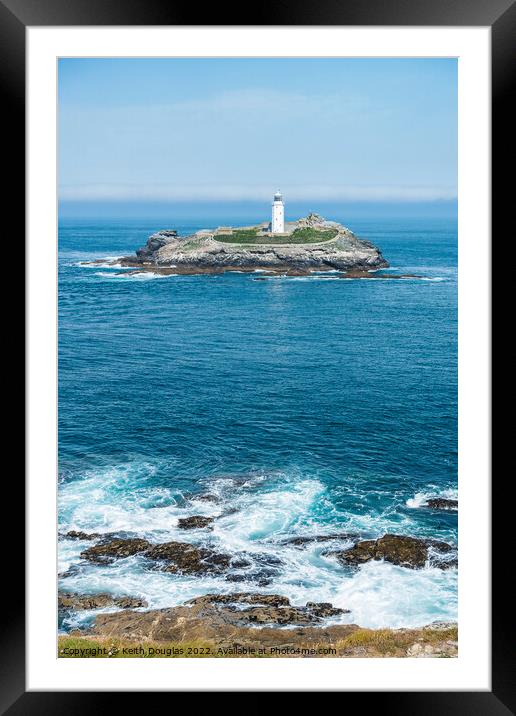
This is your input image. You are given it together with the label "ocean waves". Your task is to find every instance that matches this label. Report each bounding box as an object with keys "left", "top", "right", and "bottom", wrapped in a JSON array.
[
  {"left": 58, "top": 217, "right": 458, "bottom": 634},
  {"left": 58, "top": 462, "right": 457, "bottom": 632}
]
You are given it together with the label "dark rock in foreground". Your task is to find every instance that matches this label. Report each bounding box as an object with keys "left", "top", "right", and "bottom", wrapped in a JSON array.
[
  {"left": 79, "top": 537, "right": 232, "bottom": 575},
  {"left": 186, "top": 593, "right": 291, "bottom": 607},
  {"left": 65, "top": 530, "right": 102, "bottom": 540},
  {"left": 177, "top": 515, "right": 215, "bottom": 530},
  {"left": 59, "top": 592, "right": 147, "bottom": 611},
  {"left": 145, "top": 541, "right": 231, "bottom": 575},
  {"left": 425, "top": 498, "right": 458, "bottom": 511},
  {"left": 305, "top": 602, "right": 348, "bottom": 618},
  {"left": 282, "top": 533, "right": 358, "bottom": 547},
  {"left": 81, "top": 538, "right": 152, "bottom": 563},
  {"left": 63, "top": 590, "right": 458, "bottom": 657},
  {"left": 88, "top": 591, "right": 349, "bottom": 642},
  {"left": 328, "top": 534, "right": 456, "bottom": 570}
]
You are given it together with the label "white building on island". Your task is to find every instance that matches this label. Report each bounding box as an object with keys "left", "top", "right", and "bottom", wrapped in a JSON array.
[{"left": 271, "top": 190, "right": 285, "bottom": 234}]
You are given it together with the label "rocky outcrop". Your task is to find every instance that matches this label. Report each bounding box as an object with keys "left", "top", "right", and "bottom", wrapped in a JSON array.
[
  {"left": 145, "top": 541, "right": 231, "bottom": 575},
  {"left": 76, "top": 531, "right": 456, "bottom": 579},
  {"left": 118, "top": 215, "right": 388, "bottom": 273},
  {"left": 79, "top": 537, "right": 232, "bottom": 575},
  {"left": 328, "top": 534, "right": 456, "bottom": 570},
  {"left": 228, "top": 606, "right": 317, "bottom": 626},
  {"left": 184, "top": 593, "right": 335, "bottom": 626},
  {"left": 223, "top": 551, "right": 283, "bottom": 586},
  {"left": 65, "top": 530, "right": 102, "bottom": 540},
  {"left": 79, "top": 591, "right": 457, "bottom": 657},
  {"left": 88, "top": 592, "right": 349, "bottom": 643},
  {"left": 281, "top": 533, "right": 357, "bottom": 547},
  {"left": 177, "top": 516, "right": 215, "bottom": 530},
  {"left": 81, "top": 538, "right": 152, "bottom": 563},
  {"left": 62, "top": 589, "right": 458, "bottom": 657},
  {"left": 58, "top": 592, "right": 148, "bottom": 611},
  {"left": 425, "top": 498, "right": 458, "bottom": 511},
  {"left": 405, "top": 640, "right": 458, "bottom": 658},
  {"left": 188, "top": 493, "right": 221, "bottom": 503},
  {"left": 185, "top": 593, "right": 290, "bottom": 607},
  {"left": 305, "top": 602, "right": 347, "bottom": 618},
  {"left": 135, "top": 230, "right": 179, "bottom": 260},
  {"left": 89, "top": 609, "right": 356, "bottom": 648}
]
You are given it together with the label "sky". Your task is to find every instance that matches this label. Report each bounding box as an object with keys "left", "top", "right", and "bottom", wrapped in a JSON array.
[{"left": 58, "top": 58, "right": 457, "bottom": 218}]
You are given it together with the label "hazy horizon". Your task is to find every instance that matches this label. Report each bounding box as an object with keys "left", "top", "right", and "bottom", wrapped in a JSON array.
[{"left": 59, "top": 199, "right": 457, "bottom": 223}]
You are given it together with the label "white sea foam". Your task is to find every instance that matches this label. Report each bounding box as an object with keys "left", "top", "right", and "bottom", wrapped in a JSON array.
[
  {"left": 59, "top": 463, "right": 458, "bottom": 630},
  {"left": 93, "top": 271, "right": 172, "bottom": 280},
  {"left": 406, "top": 487, "right": 458, "bottom": 509},
  {"left": 212, "top": 479, "right": 326, "bottom": 546},
  {"left": 77, "top": 256, "right": 132, "bottom": 269},
  {"left": 331, "top": 560, "right": 457, "bottom": 629},
  {"left": 81, "top": 262, "right": 131, "bottom": 269},
  {"left": 288, "top": 276, "right": 342, "bottom": 282}
]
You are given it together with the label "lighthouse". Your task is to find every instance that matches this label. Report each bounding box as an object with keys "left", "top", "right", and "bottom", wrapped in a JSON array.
[{"left": 271, "top": 190, "right": 285, "bottom": 234}]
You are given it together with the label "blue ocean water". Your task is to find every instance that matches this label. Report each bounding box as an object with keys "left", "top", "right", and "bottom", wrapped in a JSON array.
[{"left": 58, "top": 215, "right": 457, "bottom": 631}]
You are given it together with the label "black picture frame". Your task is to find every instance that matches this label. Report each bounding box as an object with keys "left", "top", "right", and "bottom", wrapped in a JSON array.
[{"left": 5, "top": 0, "right": 513, "bottom": 710}]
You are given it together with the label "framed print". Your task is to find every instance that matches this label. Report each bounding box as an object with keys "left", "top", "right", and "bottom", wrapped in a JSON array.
[{"left": 5, "top": 0, "right": 513, "bottom": 709}]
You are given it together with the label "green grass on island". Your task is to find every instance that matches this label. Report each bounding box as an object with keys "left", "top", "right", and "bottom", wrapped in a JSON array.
[{"left": 215, "top": 227, "right": 339, "bottom": 245}]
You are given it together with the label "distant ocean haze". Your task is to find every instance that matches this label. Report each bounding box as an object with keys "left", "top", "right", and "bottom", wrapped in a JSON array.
[{"left": 58, "top": 199, "right": 458, "bottom": 222}]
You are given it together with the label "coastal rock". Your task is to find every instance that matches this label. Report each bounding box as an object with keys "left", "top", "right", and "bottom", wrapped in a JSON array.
[
  {"left": 282, "top": 533, "right": 357, "bottom": 548},
  {"left": 424, "top": 498, "right": 458, "bottom": 511},
  {"left": 328, "top": 534, "right": 456, "bottom": 570},
  {"left": 331, "top": 539, "right": 377, "bottom": 565},
  {"left": 406, "top": 639, "right": 458, "bottom": 658},
  {"left": 145, "top": 541, "right": 231, "bottom": 575},
  {"left": 82, "top": 594, "right": 457, "bottom": 657},
  {"left": 114, "top": 596, "right": 149, "bottom": 609},
  {"left": 223, "top": 551, "right": 282, "bottom": 585},
  {"left": 81, "top": 538, "right": 152, "bottom": 563},
  {"left": 135, "top": 230, "right": 179, "bottom": 259},
  {"left": 90, "top": 606, "right": 359, "bottom": 647},
  {"left": 89, "top": 593, "right": 349, "bottom": 641},
  {"left": 189, "top": 493, "right": 221, "bottom": 503},
  {"left": 79, "top": 537, "right": 233, "bottom": 575},
  {"left": 65, "top": 530, "right": 102, "bottom": 540},
  {"left": 177, "top": 516, "right": 215, "bottom": 530},
  {"left": 224, "top": 572, "right": 273, "bottom": 586},
  {"left": 229, "top": 606, "right": 318, "bottom": 626},
  {"left": 305, "top": 602, "right": 349, "bottom": 618},
  {"left": 58, "top": 592, "right": 148, "bottom": 611},
  {"left": 422, "top": 621, "right": 458, "bottom": 631},
  {"left": 186, "top": 593, "right": 291, "bottom": 607}
]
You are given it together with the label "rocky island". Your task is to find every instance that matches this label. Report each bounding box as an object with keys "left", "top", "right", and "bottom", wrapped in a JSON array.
[{"left": 93, "top": 212, "right": 414, "bottom": 279}]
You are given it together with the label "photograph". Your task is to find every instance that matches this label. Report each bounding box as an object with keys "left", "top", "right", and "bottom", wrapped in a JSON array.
[{"left": 56, "top": 57, "right": 459, "bottom": 660}]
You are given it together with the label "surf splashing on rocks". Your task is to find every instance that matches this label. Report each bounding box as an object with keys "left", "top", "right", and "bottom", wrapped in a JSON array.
[
  {"left": 58, "top": 217, "right": 458, "bottom": 635},
  {"left": 58, "top": 462, "right": 457, "bottom": 633}
]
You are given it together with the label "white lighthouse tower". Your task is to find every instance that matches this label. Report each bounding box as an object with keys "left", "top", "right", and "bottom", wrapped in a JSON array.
[{"left": 271, "top": 190, "right": 285, "bottom": 234}]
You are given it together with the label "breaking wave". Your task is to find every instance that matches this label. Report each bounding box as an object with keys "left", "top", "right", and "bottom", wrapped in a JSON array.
[{"left": 59, "top": 462, "right": 457, "bottom": 632}]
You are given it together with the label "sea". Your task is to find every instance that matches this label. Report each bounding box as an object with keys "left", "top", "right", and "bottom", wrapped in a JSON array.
[{"left": 58, "top": 214, "right": 458, "bottom": 633}]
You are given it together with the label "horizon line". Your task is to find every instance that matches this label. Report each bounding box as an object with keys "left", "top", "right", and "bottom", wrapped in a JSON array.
[{"left": 59, "top": 184, "right": 457, "bottom": 204}]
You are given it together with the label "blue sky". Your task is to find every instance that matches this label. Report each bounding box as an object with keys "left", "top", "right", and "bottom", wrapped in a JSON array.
[{"left": 59, "top": 58, "right": 457, "bottom": 215}]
